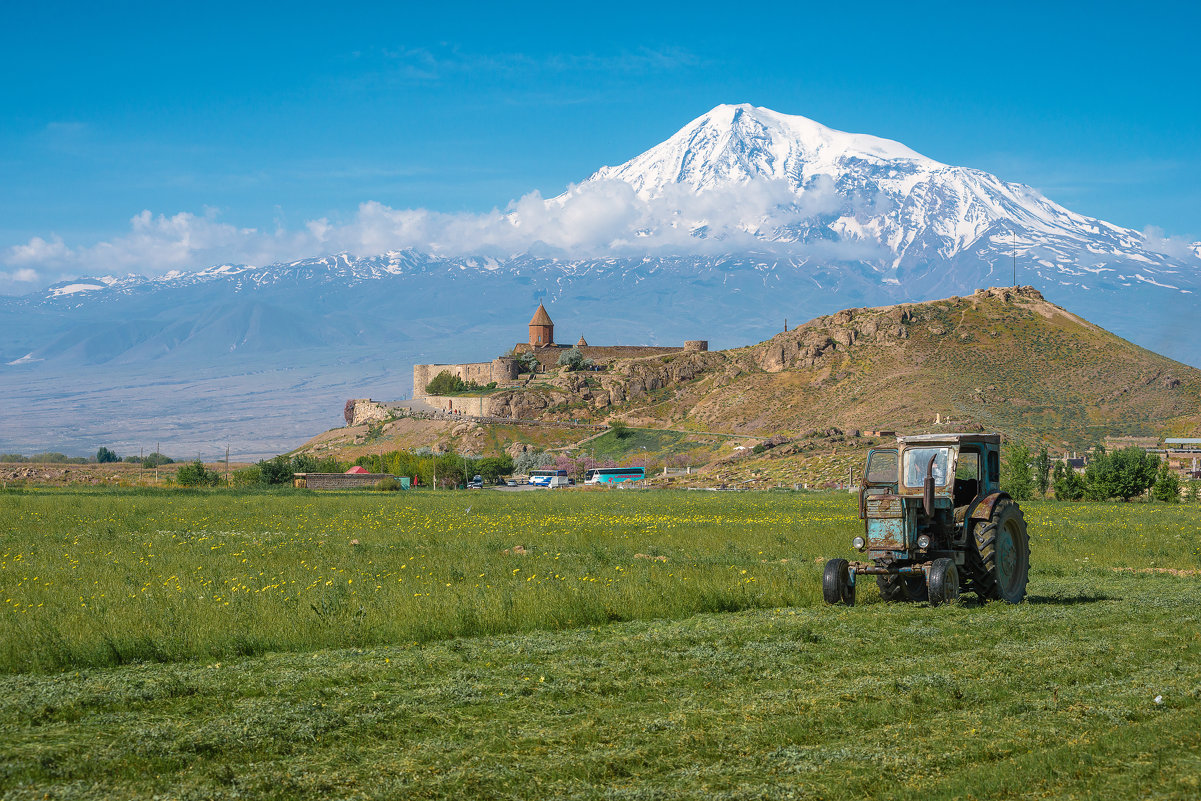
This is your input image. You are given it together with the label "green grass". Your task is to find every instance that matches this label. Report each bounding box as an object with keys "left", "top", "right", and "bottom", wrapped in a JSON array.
[
  {"left": 0, "top": 487, "right": 846, "bottom": 673},
  {"left": 1, "top": 489, "right": 1199, "bottom": 799},
  {"left": 583, "top": 428, "right": 727, "bottom": 463}
]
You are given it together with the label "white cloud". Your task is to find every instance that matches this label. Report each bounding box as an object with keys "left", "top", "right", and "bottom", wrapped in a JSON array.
[
  {"left": 1142, "top": 226, "right": 1197, "bottom": 261},
  {"left": 2, "top": 177, "right": 888, "bottom": 292}
]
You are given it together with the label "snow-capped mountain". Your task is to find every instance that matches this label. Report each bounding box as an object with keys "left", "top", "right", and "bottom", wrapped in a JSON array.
[
  {"left": 586, "top": 104, "right": 1189, "bottom": 288},
  {"left": 2, "top": 104, "right": 1198, "bottom": 456}
]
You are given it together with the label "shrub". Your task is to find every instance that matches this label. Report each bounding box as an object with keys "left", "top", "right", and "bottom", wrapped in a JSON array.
[
  {"left": 1151, "top": 462, "right": 1181, "bottom": 503},
  {"left": 374, "top": 477, "right": 402, "bottom": 492},
  {"left": 231, "top": 465, "right": 263, "bottom": 487},
  {"left": 176, "top": 460, "right": 222, "bottom": 487},
  {"left": 96, "top": 447, "right": 120, "bottom": 464}
]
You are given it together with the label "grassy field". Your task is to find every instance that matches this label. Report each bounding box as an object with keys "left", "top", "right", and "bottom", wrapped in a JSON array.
[{"left": 1, "top": 488, "right": 1199, "bottom": 799}]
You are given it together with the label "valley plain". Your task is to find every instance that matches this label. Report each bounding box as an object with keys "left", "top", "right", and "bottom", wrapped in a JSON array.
[{"left": 2, "top": 488, "right": 1198, "bottom": 799}]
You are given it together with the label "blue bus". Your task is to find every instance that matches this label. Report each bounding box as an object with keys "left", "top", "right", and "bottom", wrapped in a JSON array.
[
  {"left": 585, "top": 466, "right": 645, "bottom": 485},
  {"left": 529, "top": 469, "right": 569, "bottom": 487}
]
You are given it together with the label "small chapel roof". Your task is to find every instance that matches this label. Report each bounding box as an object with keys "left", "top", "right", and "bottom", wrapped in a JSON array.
[
  {"left": 529, "top": 304, "right": 553, "bottom": 326},
  {"left": 576, "top": 336, "right": 588, "bottom": 347}
]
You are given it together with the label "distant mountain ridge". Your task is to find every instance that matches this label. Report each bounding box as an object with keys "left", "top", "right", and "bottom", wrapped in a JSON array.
[{"left": 2, "top": 104, "right": 1198, "bottom": 456}]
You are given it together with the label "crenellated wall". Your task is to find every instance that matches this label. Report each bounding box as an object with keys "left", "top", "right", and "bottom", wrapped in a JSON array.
[{"left": 413, "top": 357, "right": 521, "bottom": 398}]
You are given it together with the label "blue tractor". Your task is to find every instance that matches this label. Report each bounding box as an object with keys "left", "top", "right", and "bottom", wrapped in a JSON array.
[{"left": 824, "top": 433, "right": 1030, "bottom": 606}]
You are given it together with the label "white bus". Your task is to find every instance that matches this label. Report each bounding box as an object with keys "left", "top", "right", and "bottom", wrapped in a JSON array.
[
  {"left": 529, "top": 469, "right": 569, "bottom": 488},
  {"left": 585, "top": 466, "right": 646, "bottom": 485}
]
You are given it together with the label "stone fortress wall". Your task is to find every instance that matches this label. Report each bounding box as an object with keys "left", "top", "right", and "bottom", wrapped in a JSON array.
[{"left": 412, "top": 357, "right": 520, "bottom": 398}]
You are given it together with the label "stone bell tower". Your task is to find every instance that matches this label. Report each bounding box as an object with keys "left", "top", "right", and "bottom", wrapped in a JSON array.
[{"left": 528, "top": 303, "right": 554, "bottom": 348}]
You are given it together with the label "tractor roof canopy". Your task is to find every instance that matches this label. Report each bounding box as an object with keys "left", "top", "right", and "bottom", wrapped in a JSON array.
[{"left": 896, "top": 433, "right": 1001, "bottom": 447}]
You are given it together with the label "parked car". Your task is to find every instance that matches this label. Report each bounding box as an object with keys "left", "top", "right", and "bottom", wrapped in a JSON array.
[{"left": 467, "top": 474, "right": 484, "bottom": 489}]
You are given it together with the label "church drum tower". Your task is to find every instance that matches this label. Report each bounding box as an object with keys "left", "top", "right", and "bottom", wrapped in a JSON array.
[{"left": 529, "top": 303, "right": 554, "bottom": 348}]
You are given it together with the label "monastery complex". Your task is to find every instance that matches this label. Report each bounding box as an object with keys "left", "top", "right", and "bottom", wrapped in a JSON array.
[{"left": 411, "top": 304, "right": 707, "bottom": 400}]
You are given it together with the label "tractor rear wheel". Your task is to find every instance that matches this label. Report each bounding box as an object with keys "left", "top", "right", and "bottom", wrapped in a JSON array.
[{"left": 967, "top": 498, "right": 1030, "bottom": 603}]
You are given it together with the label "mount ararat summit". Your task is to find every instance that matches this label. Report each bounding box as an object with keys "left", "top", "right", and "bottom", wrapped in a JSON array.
[{"left": 2, "top": 104, "right": 1198, "bottom": 456}]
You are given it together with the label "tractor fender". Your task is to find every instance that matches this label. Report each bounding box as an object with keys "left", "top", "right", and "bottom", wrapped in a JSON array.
[{"left": 968, "top": 491, "right": 1011, "bottom": 523}]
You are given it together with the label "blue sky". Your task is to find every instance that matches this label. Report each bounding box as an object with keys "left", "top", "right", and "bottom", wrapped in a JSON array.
[{"left": 2, "top": 0, "right": 1198, "bottom": 291}]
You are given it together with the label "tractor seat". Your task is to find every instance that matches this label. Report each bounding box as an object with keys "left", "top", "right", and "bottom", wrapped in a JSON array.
[{"left": 953, "top": 478, "right": 979, "bottom": 508}]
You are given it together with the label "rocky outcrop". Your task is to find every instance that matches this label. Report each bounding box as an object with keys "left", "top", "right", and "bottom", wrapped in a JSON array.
[
  {"left": 485, "top": 389, "right": 570, "bottom": 419},
  {"left": 753, "top": 304, "right": 912, "bottom": 373},
  {"left": 349, "top": 399, "right": 389, "bottom": 426}
]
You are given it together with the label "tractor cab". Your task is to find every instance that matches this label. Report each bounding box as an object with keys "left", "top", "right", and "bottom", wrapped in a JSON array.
[{"left": 824, "top": 433, "right": 1029, "bottom": 606}]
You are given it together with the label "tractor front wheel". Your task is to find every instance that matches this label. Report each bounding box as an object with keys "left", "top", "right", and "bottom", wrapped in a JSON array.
[
  {"left": 927, "top": 558, "right": 960, "bottom": 606},
  {"left": 822, "top": 559, "right": 855, "bottom": 606}
]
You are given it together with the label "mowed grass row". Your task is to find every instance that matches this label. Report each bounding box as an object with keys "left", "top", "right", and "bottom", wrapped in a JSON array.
[
  {"left": 1, "top": 488, "right": 1199, "bottom": 673},
  {"left": 0, "top": 575, "right": 1198, "bottom": 799}
]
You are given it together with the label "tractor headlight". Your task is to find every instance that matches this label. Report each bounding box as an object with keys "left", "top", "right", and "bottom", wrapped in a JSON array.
[
  {"left": 852, "top": 536, "right": 866, "bottom": 551},
  {"left": 917, "top": 534, "right": 931, "bottom": 549}
]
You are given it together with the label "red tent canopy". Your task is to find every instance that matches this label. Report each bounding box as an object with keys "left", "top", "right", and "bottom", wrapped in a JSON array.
[{"left": 345, "top": 465, "right": 370, "bottom": 474}]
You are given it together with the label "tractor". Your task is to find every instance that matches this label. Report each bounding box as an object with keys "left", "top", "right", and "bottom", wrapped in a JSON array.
[{"left": 823, "top": 433, "right": 1030, "bottom": 606}]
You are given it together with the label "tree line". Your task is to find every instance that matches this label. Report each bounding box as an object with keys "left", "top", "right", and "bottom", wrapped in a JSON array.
[{"left": 1002, "top": 444, "right": 1191, "bottom": 503}]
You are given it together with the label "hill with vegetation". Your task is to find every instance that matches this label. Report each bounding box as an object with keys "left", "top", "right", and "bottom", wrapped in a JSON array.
[{"left": 550, "top": 286, "right": 1200, "bottom": 449}]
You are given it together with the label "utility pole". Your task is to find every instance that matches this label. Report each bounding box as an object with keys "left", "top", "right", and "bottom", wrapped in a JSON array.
[
  {"left": 1012, "top": 229, "right": 1017, "bottom": 287},
  {"left": 225, "top": 444, "right": 230, "bottom": 485}
]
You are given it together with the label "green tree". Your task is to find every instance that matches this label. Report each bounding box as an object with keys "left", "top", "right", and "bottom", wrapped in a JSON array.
[
  {"left": 257, "top": 456, "right": 294, "bottom": 485},
  {"left": 1085, "top": 447, "right": 1158, "bottom": 501},
  {"left": 176, "top": 460, "right": 222, "bottom": 487},
  {"left": 476, "top": 455, "right": 515, "bottom": 484},
  {"left": 513, "top": 351, "right": 540, "bottom": 374},
  {"left": 1151, "top": 462, "right": 1181, "bottom": 503},
  {"left": 1052, "top": 461, "right": 1086, "bottom": 501},
  {"left": 1185, "top": 481, "right": 1201, "bottom": 503},
  {"left": 425, "top": 370, "right": 467, "bottom": 395},
  {"left": 141, "top": 452, "right": 174, "bottom": 468},
  {"left": 96, "top": 446, "right": 120, "bottom": 463},
  {"left": 1001, "top": 443, "right": 1034, "bottom": 501},
  {"left": 513, "top": 449, "right": 553, "bottom": 475},
  {"left": 609, "top": 419, "right": 631, "bottom": 440},
  {"left": 556, "top": 347, "right": 594, "bottom": 372},
  {"left": 1034, "top": 447, "right": 1051, "bottom": 497}
]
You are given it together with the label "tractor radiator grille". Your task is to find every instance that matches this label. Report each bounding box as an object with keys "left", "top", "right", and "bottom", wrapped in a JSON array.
[{"left": 865, "top": 495, "right": 902, "bottom": 518}]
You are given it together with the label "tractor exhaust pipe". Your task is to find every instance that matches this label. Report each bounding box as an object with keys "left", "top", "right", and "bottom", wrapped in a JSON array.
[{"left": 923, "top": 455, "right": 936, "bottom": 518}]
